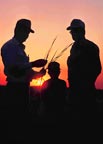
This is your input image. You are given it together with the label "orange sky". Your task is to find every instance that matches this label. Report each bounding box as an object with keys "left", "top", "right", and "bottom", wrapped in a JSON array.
[{"left": 0, "top": 0, "right": 103, "bottom": 89}]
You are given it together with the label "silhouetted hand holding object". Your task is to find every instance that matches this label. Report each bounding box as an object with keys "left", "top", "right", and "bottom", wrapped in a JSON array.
[
  {"left": 39, "top": 68, "right": 46, "bottom": 76},
  {"left": 31, "top": 59, "right": 47, "bottom": 68},
  {"left": 8, "top": 59, "right": 47, "bottom": 78},
  {"left": 33, "top": 68, "right": 46, "bottom": 79}
]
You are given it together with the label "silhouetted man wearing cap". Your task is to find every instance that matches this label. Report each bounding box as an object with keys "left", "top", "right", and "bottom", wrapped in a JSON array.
[
  {"left": 66, "top": 19, "right": 101, "bottom": 124},
  {"left": 1, "top": 18, "right": 47, "bottom": 141}
]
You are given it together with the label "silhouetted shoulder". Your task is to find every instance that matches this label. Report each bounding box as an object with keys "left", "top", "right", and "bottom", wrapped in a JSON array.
[
  {"left": 42, "top": 79, "right": 66, "bottom": 89},
  {"left": 1, "top": 39, "right": 15, "bottom": 55},
  {"left": 84, "top": 39, "right": 99, "bottom": 52},
  {"left": 42, "top": 79, "right": 50, "bottom": 89},
  {"left": 1, "top": 39, "right": 13, "bottom": 48}
]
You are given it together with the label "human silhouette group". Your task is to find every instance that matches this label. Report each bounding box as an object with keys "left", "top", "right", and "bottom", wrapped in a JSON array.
[{"left": 0, "top": 18, "right": 102, "bottom": 142}]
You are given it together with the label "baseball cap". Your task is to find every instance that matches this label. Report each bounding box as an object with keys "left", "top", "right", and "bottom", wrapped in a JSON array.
[
  {"left": 66, "top": 19, "right": 85, "bottom": 30},
  {"left": 15, "top": 19, "right": 34, "bottom": 33}
]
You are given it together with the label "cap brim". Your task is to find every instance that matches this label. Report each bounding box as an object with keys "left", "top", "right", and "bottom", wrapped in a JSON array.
[
  {"left": 66, "top": 26, "right": 71, "bottom": 30},
  {"left": 67, "top": 26, "right": 84, "bottom": 30},
  {"left": 30, "top": 29, "right": 34, "bottom": 33}
]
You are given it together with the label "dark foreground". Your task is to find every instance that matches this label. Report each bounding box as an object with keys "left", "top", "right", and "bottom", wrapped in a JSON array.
[{"left": 0, "top": 85, "right": 103, "bottom": 143}]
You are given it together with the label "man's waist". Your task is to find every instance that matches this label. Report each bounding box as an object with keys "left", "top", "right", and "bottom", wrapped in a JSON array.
[
  {"left": 69, "top": 83, "right": 95, "bottom": 91},
  {"left": 6, "top": 76, "right": 30, "bottom": 83}
]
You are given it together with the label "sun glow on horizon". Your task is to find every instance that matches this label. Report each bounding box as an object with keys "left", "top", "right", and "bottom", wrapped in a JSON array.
[
  {"left": 30, "top": 75, "right": 50, "bottom": 87},
  {"left": 30, "top": 78, "right": 44, "bottom": 87}
]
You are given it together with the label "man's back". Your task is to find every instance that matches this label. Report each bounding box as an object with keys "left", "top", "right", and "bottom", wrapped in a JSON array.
[{"left": 67, "top": 39, "right": 101, "bottom": 90}]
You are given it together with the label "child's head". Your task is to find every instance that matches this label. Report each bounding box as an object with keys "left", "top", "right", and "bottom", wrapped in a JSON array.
[{"left": 47, "top": 62, "right": 60, "bottom": 78}]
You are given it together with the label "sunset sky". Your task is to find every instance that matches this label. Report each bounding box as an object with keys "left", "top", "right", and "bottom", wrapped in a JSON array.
[{"left": 0, "top": 0, "right": 103, "bottom": 88}]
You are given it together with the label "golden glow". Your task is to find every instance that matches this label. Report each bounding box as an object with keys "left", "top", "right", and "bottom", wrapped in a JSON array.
[
  {"left": 30, "top": 78, "right": 44, "bottom": 87},
  {"left": 30, "top": 75, "right": 49, "bottom": 87}
]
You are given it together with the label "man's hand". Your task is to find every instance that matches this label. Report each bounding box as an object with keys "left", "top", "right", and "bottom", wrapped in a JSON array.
[
  {"left": 39, "top": 68, "right": 46, "bottom": 76},
  {"left": 31, "top": 59, "right": 47, "bottom": 68},
  {"left": 34, "top": 68, "right": 46, "bottom": 79}
]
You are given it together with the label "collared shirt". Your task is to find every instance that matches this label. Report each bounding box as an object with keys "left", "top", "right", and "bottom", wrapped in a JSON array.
[{"left": 1, "top": 37, "right": 33, "bottom": 83}]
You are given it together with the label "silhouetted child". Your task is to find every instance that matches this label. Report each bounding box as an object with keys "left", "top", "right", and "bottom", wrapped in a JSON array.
[{"left": 40, "top": 62, "right": 68, "bottom": 125}]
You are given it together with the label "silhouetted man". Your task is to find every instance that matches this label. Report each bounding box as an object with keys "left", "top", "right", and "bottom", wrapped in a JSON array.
[
  {"left": 40, "top": 62, "right": 67, "bottom": 124},
  {"left": 66, "top": 19, "right": 101, "bottom": 124},
  {"left": 1, "top": 18, "right": 47, "bottom": 141}
]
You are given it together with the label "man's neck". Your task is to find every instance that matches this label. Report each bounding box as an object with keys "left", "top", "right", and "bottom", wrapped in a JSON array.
[{"left": 14, "top": 35, "right": 23, "bottom": 44}]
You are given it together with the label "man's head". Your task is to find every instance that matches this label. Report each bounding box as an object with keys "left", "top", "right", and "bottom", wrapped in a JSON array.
[
  {"left": 14, "top": 19, "right": 34, "bottom": 43},
  {"left": 47, "top": 62, "right": 60, "bottom": 78},
  {"left": 66, "top": 19, "right": 85, "bottom": 30},
  {"left": 66, "top": 19, "right": 85, "bottom": 41}
]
